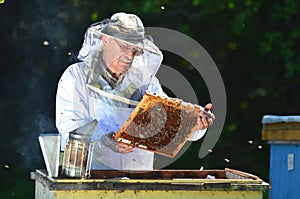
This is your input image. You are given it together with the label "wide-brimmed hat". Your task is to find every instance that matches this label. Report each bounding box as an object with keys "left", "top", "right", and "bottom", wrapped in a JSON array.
[
  {"left": 86, "top": 12, "right": 161, "bottom": 55},
  {"left": 98, "top": 12, "right": 145, "bottom": 49}
]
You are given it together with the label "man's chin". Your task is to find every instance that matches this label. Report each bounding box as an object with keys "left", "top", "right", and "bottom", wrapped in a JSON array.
[{"left": 120, "top": 62, "right": 132, "bottom": 70}]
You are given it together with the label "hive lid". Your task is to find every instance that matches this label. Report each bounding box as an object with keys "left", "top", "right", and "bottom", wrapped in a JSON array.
[
  {"left": 262, "top": 115, "right": 300, "bottom": 124},
  {"left": 261, "top": 115, "right": 300, "bottom": 141}
]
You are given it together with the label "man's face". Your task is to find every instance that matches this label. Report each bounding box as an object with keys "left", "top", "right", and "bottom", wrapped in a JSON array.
[{"left": 102, "top": 36, "right": 143, "bottom": 77}]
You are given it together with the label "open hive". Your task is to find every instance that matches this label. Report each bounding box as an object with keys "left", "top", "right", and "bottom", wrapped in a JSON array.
[
  {"left": 31, "top": 168, "right": 269, "bottom": 199},
  {"left": 115, "top": 92, "right": 204, "bottom": 158}
]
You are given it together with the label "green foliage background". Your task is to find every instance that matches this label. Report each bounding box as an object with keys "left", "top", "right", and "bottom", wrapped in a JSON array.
[{"left": 1, "top": 0, "right": 300, "bottom": 198}]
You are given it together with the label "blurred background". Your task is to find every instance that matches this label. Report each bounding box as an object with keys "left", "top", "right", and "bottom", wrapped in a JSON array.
[{"left": 1, "top": 0, "right": 300, "bottom": 198}]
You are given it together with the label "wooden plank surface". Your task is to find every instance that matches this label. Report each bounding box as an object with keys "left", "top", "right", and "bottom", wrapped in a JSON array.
[{"left": 262, "top": 122, "right": 300, "bottom": 140}]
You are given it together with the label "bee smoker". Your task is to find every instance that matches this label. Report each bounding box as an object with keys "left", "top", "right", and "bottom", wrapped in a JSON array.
[{"left": 62, "top": 120, "right": 97, "bottom": 178}]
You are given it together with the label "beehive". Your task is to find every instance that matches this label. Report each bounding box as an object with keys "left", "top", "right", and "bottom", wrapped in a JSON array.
[
  {"left": 262, "top": 115, "right": 300, "bottom": 141},
  {"left": 31, "top": 168, "right": 269, "bottom": 199},
  {"left": 261, "top": 115, "right": 300, "bottom": 198}
]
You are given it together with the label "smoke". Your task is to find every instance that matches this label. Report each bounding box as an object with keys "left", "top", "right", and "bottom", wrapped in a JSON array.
[
  {"left": 11, "top": 3, "right": 69, "bottom": 170},
  {"left": 16, "top": 113, "right": 58, "bottom": 169},
  {"left": 36, "top": 113, "right": 58, "bottom": 133}
]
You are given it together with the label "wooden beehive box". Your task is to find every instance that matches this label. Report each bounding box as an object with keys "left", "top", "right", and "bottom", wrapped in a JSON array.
[
  {"left": 261, "top": 115, "right": 300, "bottom": 198},
  {"left": 31, "top": 168, "right": 269, "bottom": 199},
  {"left": 115, "top": 92, "right": 203, "bottom": 158},
  {"left": 261, "top": 115, "right": 300, "bottom": 141}
]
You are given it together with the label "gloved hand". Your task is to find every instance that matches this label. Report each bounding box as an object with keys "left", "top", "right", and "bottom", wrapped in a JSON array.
[
  {"left": 197, "top": 103, "right": 215, "bottom": 130},
  {"left": 101, "top": 132, "right": 134, "bottom": 153}
]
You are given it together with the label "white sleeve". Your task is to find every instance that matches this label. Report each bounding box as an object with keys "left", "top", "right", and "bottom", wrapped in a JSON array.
[
  {"left": 188, "top": 129, "right": 207, "bottom": 141},
  {"left": 55, "top": 64, "right": 92, "bottom": 150}
]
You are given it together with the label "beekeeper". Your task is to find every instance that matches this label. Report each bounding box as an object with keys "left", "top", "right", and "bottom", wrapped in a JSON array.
[{"left": 56, "top": 12, "right": 215, "bottom": 170}]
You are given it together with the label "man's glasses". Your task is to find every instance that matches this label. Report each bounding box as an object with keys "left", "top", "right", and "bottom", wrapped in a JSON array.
[{"left": 113, "top": 39, "right": 144, "bottom": 56}]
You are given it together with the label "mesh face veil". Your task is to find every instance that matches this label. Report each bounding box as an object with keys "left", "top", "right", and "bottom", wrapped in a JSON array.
[
  {"left": 77, "top": 17, "right": 163, "bottom": 100},
  {"left": 72, "top": 14, "right": 164, "bottom": 170}
]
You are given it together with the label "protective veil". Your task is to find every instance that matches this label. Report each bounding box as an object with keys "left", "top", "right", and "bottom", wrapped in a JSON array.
[{"left": 56, "top": 19, "right": 206, "bottom": 170}]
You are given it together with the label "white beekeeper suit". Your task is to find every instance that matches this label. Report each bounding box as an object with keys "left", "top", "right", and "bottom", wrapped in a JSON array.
[{"left": 56, "top": 13, "right": 206, "bottom": 170}]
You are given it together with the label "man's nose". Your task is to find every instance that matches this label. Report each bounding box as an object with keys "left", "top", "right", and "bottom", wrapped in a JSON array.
[{"left": 124, "top": 51, "right": 135, "bottom": 59}]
